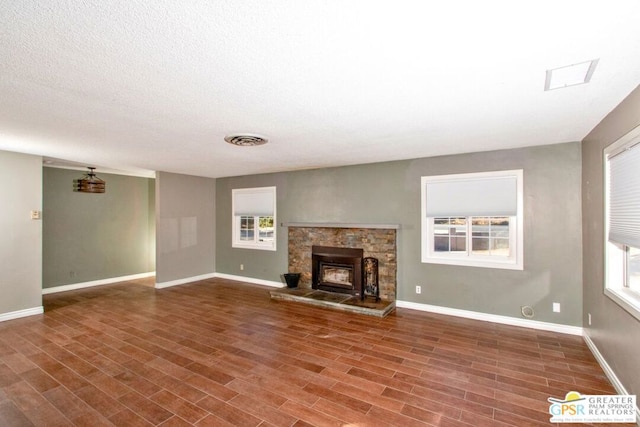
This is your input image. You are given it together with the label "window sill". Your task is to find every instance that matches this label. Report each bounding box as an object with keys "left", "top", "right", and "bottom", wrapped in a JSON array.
[
  {"left": 422, "top": 256, "right": 523, "bottom": 270},
  {"left": 232, "top": 243, "right": 276, "bottom": 251},
  {"left": 605, "top": 288, "right": 640, "bottom": 322}
]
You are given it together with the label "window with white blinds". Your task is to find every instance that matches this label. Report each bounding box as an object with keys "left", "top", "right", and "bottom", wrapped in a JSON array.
[
  {"left": 608, "top": 141, "right": 640, "bottom": 249},
  {"left": 425, "top": 175, "right": 518, "bottom": 217},
  {"left": 604, "top": 124, "right": 640, "bottom": 321},
  {"left": 232, "top": 186, "right": 276, "bottom": 251},
  {"left": 233, "top": 188, "right": 275, "bottom": 217},
  {"left": 421, "top": 170, "right": 524, "bottom": 270}
]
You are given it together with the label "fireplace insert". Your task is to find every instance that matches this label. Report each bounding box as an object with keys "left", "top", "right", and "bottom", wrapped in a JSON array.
[{"left": 311, "top": 245, "right": 363, "bottom": 296}]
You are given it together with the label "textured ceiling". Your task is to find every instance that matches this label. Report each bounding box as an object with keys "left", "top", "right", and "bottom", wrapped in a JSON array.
[{"left": 1, "top": 1, "right": 639, "bottom": 178}]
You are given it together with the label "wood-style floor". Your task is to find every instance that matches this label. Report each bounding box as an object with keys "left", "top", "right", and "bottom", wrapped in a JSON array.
[{"left": 0, "top": 278, "right": 619, "bottom": 426}]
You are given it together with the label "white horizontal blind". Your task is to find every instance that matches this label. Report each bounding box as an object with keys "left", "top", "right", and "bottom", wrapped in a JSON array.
[
  {"left": 609, "top": 142, "right": 640, "bottom": 248},
  {"left": 233, "top": 187, "right": 275, "bottom": 216},
  {"left": 425, "top": 175, "right": 517, "bottom": 217}
]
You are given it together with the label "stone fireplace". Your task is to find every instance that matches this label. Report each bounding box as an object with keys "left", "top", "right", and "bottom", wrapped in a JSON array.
[
  {"left": 287, "top": 223, "right": 398, "bottom": 301},
  {"left": 312, "top": 245, "right": 363, "bottom": 296}
]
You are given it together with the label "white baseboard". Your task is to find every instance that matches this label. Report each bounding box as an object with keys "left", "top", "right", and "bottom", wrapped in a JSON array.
[
  {"left": 583, "top": 333, "right": 628, "bottom": 393},
  {"left": 213, "top": 273, "right": 285, "bottom": 288},
  {"left": 583, "top": 333, "right": 640, "bottom": 425},
  {"left": 42, "top": 272, "right": 155, "bottom": 295},
  {"left": 396, "top": 300, "right": 583, "bottom": 336},
  {"left": 155, "top": 273, "right": 217, "bottom": 289},
  {"left": 0, "top": 306, "right": 44, "bottom": 322}
]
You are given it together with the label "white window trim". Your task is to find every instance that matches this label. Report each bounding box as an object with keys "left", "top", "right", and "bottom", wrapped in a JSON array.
[
  {"left": 232, "top": 186, "right": 276, "bottom": 251},
  {"left": 421, "top": 170, "right": 524, "bottom": 270},
  {"left": 604, "top": 124, "right": 640, "bottom": 321}
]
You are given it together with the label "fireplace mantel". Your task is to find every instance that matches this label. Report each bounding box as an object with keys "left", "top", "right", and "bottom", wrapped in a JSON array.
[{"left": 283, "top": 222, "right": 400, "bottom": 230}]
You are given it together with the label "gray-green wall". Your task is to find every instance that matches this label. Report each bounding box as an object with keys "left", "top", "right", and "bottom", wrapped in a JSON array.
[
  {"left": 0, "top": 150, "right": 42, "bottom": 315},
  {"left": 582, "top": 85, "right": 640, "bottom": 397},
  {"left": 156, "top": 172, "right": 216, "bottom": 284},
  {"left": 43, "top": 167, "right": 155, "bottom": 288},
  {"left": 216, "top": 141, "right": 583, "bottom": 326}
]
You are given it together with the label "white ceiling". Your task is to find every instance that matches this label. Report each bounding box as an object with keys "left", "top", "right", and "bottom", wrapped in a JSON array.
[{"left": 1, "top": 1, "right": 639, "bottom": 178}]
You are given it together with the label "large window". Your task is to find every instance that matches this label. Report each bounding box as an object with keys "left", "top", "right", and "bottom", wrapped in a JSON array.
[
  {"left": 605, "top": 125, "right": 640, "bottom": 320},
  {"left": 232, "top": 186, "right": 276, "bottom": 251},
  {"left": 421, "top": 170, "right": 523, "bottom": 270}
]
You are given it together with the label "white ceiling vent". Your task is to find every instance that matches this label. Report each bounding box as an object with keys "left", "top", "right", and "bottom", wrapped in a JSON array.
[
  {"left": 544, "top": 59, "right": 599, "bottom": 91},
  {"left": 224, "top": 134, "right": 269, "bottom": 146}
]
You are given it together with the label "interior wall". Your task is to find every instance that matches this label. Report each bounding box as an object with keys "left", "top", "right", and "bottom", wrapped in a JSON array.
[
  {"left": 0, "top": 150, "right": 42, "bottom": 316},
  {"left": 42, "top": 167, "right": 155, "bottom": 288},
  {"left": 582, "top": 84, "right": 640, "bottom": 397},
  {"left": 216, "top": 141, "right": 583, "bottom": 325},
  {"left": 155, "top": 171, "right": 216, "bottom": 285}
]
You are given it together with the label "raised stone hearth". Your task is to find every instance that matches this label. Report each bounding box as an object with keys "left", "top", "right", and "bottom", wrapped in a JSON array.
[{"left": 270, "top": 287, "right": 395, "bottom": 317}]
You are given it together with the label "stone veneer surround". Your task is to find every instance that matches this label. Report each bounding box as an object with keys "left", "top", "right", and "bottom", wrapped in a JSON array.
[{"left": 287, "top": 224, "right": 397, "bottom": 301}]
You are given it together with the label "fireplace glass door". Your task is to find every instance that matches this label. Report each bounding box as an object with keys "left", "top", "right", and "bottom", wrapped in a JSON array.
[{"left": 319, "top": 263, "right": 354, "bottom": 289}]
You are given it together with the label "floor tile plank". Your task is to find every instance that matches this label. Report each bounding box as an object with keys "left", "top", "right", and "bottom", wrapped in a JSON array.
[{"left": 0, "top": 278, "right": 617, "bottom": 426}]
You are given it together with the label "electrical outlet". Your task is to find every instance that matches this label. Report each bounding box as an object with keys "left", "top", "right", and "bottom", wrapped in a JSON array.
[
  {"left": 416, "top": 285, "right": 421, "bottom": 294},
  {"left": 240, "top": 264, "right": 244, "bottom": 271},
  {"left": 30, "top": 210, "right": 41, "bottom": 220},
  {"left": 588, "top": 313, "right": 592, "bottom": 325},
  {"left": 553, "top": 302, "right": 561, "bottom": 313}
]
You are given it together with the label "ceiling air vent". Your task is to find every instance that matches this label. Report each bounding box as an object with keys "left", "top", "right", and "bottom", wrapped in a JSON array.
[{"left": 224, "top": 133, "right": 269, "bottom": 146}]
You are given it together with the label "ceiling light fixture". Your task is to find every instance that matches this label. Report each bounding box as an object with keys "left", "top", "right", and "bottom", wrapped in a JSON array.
[
  {"left": 74, "top": 167, "right": 106, "bottom": 193},
  {"left": 544, "top": 59, "right": 599, "bottom": 91},
  {"left": 224, "top": 133, "right": 269, "bottom": 146}
]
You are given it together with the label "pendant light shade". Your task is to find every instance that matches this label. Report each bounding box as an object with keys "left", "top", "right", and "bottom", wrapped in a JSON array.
[{"left": 74, "top": 167, "right": 106, "bottom": 193}]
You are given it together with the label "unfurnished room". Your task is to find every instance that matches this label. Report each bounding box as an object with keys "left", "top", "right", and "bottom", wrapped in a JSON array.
[{"left": 1, "top": 1, "right": 640, "bottom": 426}]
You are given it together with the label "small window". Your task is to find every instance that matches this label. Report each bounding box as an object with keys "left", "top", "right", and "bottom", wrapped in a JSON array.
[
  {"left": 605, "top": 125, "right": 640, "bottom": 320},
  {"left": 421, "top": 170, "right": 523, "bottom": 270},
  {"left": 232, "top": 187, "right": 276, "bottom": 251}
]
